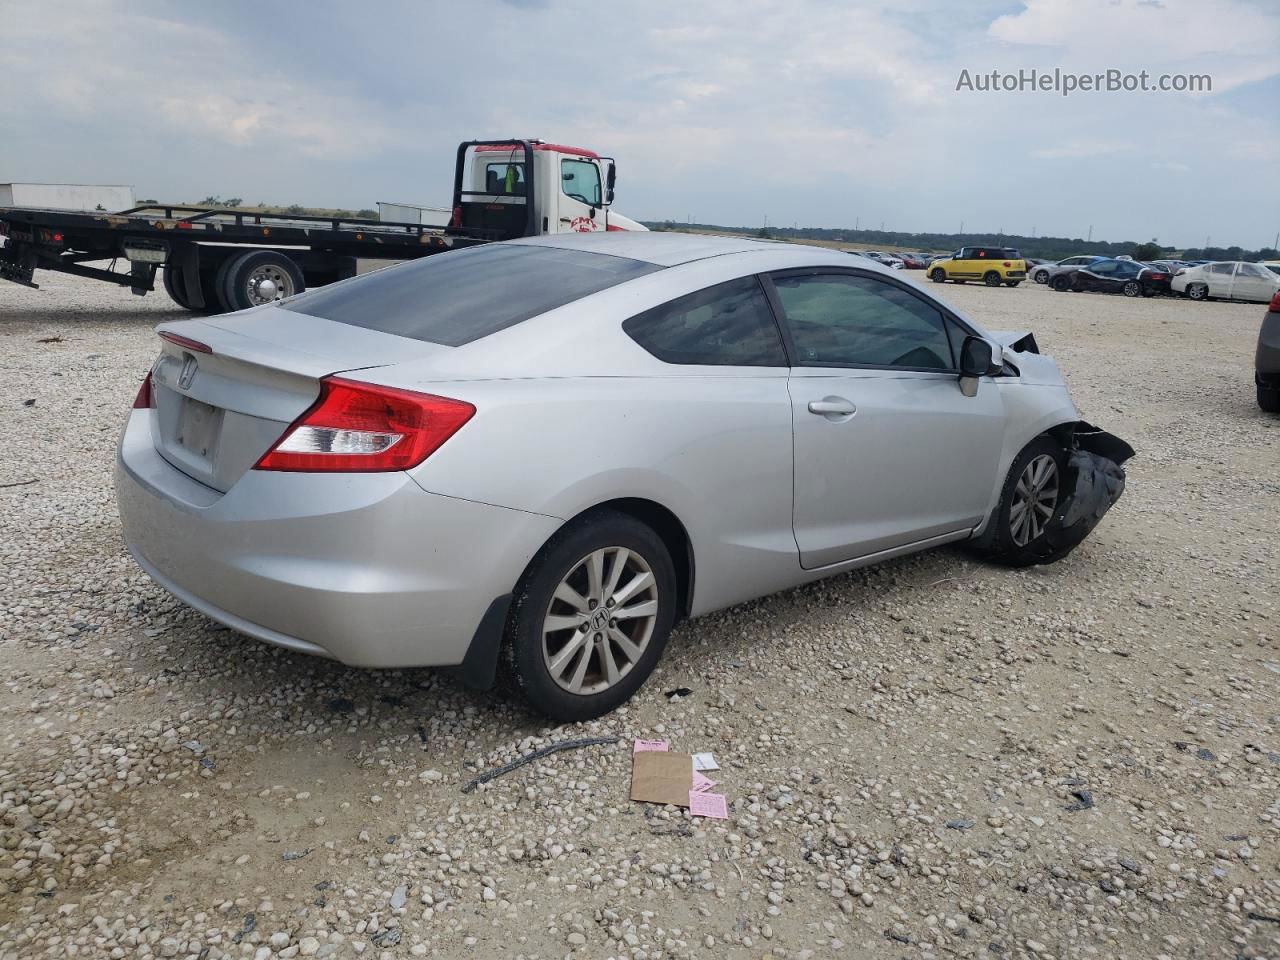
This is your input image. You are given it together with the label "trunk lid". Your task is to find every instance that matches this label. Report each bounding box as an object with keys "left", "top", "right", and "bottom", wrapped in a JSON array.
[{"left": 148, "top": 306, "right": 447, "bottom": 492}]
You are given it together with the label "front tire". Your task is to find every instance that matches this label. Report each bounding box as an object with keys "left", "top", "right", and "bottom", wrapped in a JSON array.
[
  {"left": 1186, "top": 282, "right": 1209, "bottom": 301},
  {"left": 1122, "top": 280, "right": 1142, "bottom": 298},
  {"left": 975, "top": 437, "right": 1068, "bottom": 568},
  {"left": 1050, "top": 275, "right": 1072, "bottom": 292},
  {"left": 1033, "top": 269, "right": 1049, "bottom": 284},
  {"left": 929, "top": 268, "right": 946, "bottom": 283},
  {"left": 984, "top": 271, "right": 1002, "bottom": 287},
  {"left": 505, "top": 510, "right": 677, "bottom": 722}
]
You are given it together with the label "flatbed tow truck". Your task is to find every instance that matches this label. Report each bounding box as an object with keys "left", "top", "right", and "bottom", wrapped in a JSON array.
[{"left": 0, "top": 139, "right": 643, "bottom": 313}]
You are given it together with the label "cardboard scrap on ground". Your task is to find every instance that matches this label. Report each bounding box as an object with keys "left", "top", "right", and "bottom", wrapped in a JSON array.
[
  {"left": 630, "top": 750, "right": 694, "bottom": 806},
  {"left": 630, "top": 741, "right": 730, "bottom": 819}
]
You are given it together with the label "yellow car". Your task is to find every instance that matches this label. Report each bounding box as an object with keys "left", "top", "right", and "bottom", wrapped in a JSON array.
[{"left": 928, "top": 246, "right": 1027, "bottom": 287}]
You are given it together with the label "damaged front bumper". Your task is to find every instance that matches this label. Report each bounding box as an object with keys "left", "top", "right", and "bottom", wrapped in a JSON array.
[{"left": 1035, "top": 422, "right": 1136, "bottom": 564}]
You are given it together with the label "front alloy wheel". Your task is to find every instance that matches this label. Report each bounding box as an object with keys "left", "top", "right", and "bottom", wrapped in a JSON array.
[
  {"left": 1009, "top": 453, "right": 1060, "bottom": 546},
  {"left": 542, "top": 547, "right": 658, "bottom": 695},
  {"left": 1122, "top": 280, "right": 1142, "bottom": 298}
]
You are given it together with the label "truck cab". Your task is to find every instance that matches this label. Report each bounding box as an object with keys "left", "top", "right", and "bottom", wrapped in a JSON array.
[{"left": 451, "top": 140, "right": 646, "bottom": 241}]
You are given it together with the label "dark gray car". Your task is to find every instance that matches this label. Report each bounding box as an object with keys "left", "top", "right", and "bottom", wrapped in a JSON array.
[{"left": 1258, "top": 291, "right": 1280, "bottom": 412}]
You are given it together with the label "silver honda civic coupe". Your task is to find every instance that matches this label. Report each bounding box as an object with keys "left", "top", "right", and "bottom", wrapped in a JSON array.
[{"left": 116, "top": 232, "right": 1133, "bottom": 720}]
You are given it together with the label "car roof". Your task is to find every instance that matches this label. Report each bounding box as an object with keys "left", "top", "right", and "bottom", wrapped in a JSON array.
[{"left": 509, "top": 230, "right": 792, "bottom": 267}]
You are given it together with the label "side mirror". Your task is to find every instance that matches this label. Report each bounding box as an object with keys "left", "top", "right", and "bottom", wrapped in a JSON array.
[
  {"left": 605, "top": 162, "right": 616, "bottom": 204},
  {"left": 958, "top": 336, "right": 996, "bottom": 397}
]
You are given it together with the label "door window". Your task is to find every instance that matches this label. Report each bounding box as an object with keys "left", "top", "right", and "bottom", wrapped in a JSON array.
[
  {"left": 561, "top": 159, "right": 602, "bottom": 206},
  {"left": 623, "top": 276, "right": 786, "bottom": 366},
  {"left": 1238, "top": 263, "right": 1270, "bottom": 279},
  {"left": 771, "top": 273, "right": 955, "bottom": 370},
  {"left": 1209, "top": 262, "right": 1235, "bottom": 275}
]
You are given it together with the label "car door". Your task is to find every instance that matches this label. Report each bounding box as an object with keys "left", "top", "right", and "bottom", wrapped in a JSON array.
[
  {"left": 1206, "top": 261, "right": 1236, "bottom": 297},
  {"left": 1232, "top": 262, "right": 1275, "bottom": 302},
  {"left": 1077, "top": 259, "right": 1118, "bottom": 291},
  {"left": 555, "top": 155, "right": 604, "bottom": 233},
  {"left": 766, "top": 269, "right": 1007, "bottom": 569}
]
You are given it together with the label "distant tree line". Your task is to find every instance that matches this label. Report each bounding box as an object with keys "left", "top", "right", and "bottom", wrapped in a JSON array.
[{"left": 647, "top": 221, "right": 1279, "bottom": 263}]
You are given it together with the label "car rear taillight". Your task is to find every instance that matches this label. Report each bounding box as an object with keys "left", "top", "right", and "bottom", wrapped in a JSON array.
[
  {"left": 449, "top": 205, "right": 462, "bottom": 228},
  {"left": 255, "top": 377, "right": 475, "bottom": 472},
  {"left": 1271, "top": 290, "right": 1280, "bottom": 312},
  {"left": 132, "top": 372, "right": 154, "bottom": 409},
  {"left": 159, "top": 331, "right": 213, "bottom": 353}
]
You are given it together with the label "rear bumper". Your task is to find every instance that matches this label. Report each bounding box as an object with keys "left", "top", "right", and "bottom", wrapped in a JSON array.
[
  {"left": 1257, "top": 310, "right": 1280, "bottom": 378},
  {"left": 115, "top": 410, "right": 561, "bottom": 668}
]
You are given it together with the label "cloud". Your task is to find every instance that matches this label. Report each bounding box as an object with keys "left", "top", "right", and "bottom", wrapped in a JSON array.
[
  {"left": 0, "top": 0, "right": 1276, "bottom": 247},
  {"left": 1031, "top": 140, "right": 1133, "bottom": 159}
]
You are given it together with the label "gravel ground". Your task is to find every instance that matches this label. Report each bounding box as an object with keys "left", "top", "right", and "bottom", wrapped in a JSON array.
[{"left": 1, "top": 267, "right": 1277, "bottom": 960}]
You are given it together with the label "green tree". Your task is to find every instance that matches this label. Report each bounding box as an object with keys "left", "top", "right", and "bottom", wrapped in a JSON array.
[{"left": 1131, "top": 242, "right": 1162, "bottom": 261}]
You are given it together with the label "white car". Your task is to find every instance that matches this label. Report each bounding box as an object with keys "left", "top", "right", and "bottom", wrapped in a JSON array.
[
  {"left": 1171, "top": 261, "right": 1280, "bottom": 303},
  {"left": 863, "top": 251, "right": 905, "bottom": 269},
  {"left": 1030, "top": 256, "right": 1104, "bottom": 285}
]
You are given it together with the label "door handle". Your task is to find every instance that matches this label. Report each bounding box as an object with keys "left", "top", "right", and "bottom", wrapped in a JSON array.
[{"left": 807, "top": 396, "right": 856, "bottom": 417}]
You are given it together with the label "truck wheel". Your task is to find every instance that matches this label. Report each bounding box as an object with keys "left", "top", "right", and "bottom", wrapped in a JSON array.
[
  {"left": 161, "top": 265, "right": 193, "bottom": 310},
  {"left": 504, "top": 510, "right": 676, "bottom": 722},
  {"left": 1259, "top": 383, "right": 1280, "bottom": 413},
  {"left": 221, "top": 251, "right": 305, "bottom": 312},
  {"left": 929, "top": 268, "right": 946, "bottom": 283},
  {"left": 984, "top": 271, "right": 1002, "bottom": 287}
]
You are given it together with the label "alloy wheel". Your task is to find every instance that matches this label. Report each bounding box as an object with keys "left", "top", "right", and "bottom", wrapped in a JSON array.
[
  {"left": 1009, "top": 454, "right": 1060, "bottom": 547},
  {"left": 243, "top": 264, "right": 296, "bottom": 305},
  {"left": 541, "top": 547, "right": 658, "bottom": 695}
]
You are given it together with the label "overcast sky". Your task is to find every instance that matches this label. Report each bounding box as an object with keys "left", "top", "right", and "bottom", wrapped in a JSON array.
[{"left": 3, "top": 0, "right": 1277, "bottom": 248}]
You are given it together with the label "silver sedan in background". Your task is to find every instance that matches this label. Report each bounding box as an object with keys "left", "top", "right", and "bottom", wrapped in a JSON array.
[{"left": 116, "top": 233, "right": 1133, "bottom": 720}]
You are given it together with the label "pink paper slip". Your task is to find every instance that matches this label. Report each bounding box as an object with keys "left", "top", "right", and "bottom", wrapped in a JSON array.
[
  {"left": 691, "top": 771, "right": 716, "bottom": 793},
  {"left": 633, "top": 739, "right": 670, "bottom": 753},
  {"left": 689, "top": 791, "right": 729, "bottom": 819}
]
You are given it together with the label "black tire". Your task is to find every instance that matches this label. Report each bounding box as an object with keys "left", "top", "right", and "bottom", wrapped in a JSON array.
[
  {"left": 1033, "top": 269, "right": 1049, "bottom": 284},
  {"left": 161, "top": 264, "right": 192, "bottom": 309},
  {"left": 1259, "top": 383, "right": 1280, "bottom": 413},
  {"left": 504, "top": 510, "right": 677, "bottom": 722},
  {"left": 1122, "top": 280, "right": 1142, "bottom": 298},
  {"left": 221, "top": 251, "right": 305, "bottom": 312},
  {"left": 1186, "top": 283, "right": 1208, "bottom": 301},
  {"left": 973, "top": 436, "right": 1069, "bottom": 568},
  {"left": 984, "top": 271, "right": 1002, "bottom": 287},
  {"left": 1050, "top": 275, "right": 1072, "bottom": 292},
  {"left": 929, "top": 268, "right": 946, "bottom": 283}
]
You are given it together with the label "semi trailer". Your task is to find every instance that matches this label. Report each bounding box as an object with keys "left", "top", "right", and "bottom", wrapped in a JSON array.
[{"left": 0, "top": 139, "right": 644, "bottom": 314}]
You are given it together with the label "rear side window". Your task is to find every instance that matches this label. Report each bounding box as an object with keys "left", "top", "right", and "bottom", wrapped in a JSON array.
[
  {"left": 623, "top": 276, "right": 786, "bottom": 366},
  {"left": 282, "top": 244, "right": 660, "bottom": 346},
  {"left": 1209, "top": 262, "right": 1234, "bottom": 275}
]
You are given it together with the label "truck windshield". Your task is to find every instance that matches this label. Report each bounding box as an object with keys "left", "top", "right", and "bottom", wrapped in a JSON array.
[{"left": 281, "top": 243, "right": 660, "bottom": 346}]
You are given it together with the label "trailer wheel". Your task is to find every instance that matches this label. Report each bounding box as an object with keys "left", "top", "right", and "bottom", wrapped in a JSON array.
[
  {"left": 161, "top": 265, "right": 193, "bottom": 310},
  {"left": 221, "top": 251, "right": 305, "bottom": 312}
]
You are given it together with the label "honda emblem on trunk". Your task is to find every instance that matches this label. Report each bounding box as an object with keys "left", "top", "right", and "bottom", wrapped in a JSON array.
[{"left": 177, "top": 354, "right": 198, "bottom": 390}]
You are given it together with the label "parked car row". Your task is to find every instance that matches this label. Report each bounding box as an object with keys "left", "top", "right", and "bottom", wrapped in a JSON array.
[{"left": 1043, "top": 256, "right": 1280, "bottom": 303}]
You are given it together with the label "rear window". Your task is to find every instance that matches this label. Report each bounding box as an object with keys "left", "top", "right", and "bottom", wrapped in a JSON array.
[{"left": 282, "top": 243, "right": 661, "bottom": 346}]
